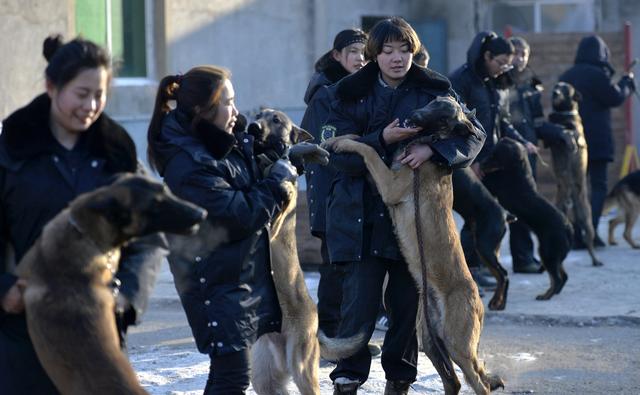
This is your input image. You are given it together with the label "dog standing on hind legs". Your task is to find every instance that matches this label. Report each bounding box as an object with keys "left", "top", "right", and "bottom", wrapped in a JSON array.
[
  {"left": 548, "top": 81, "right": 603, "bottom": 266},
  {"left": 247, "top": 109, "right": 364, "bottom": 395},
  {"left": 324, "top": 96, "right": 504, "bottom": 395}
]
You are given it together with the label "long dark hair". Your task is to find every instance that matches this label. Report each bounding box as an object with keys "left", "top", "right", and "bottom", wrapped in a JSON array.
[
  {"left": 43, "top": 34, "right": 111, "bottom": 88},
  {"left": 147, "top": 65, "right": 230, "bottom": 172}
]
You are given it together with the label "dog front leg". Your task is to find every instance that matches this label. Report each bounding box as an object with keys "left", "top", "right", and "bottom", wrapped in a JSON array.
[{"left": 331, "top": 139, "right": 410, "bottom": 205}]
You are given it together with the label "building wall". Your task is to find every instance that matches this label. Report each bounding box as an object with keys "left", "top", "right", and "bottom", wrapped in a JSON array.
[{"left": 0, "top": 0, "right": 72, "bottom": 118}]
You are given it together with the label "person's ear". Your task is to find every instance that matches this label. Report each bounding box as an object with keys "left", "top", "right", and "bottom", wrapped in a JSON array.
[
  {"left": 45, "top": 79, "right": 56, "bottom": 99},
  {"left": 332, "top": 49, "right": 341, "bottom": 62},
  {"left": 484, "top": 51, "right": 492, "bottom": 63}
]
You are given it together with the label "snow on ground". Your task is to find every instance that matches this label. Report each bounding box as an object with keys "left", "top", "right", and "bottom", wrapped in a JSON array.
[{"left": 131, "top": 342, "right": 476, "bottom": 394}]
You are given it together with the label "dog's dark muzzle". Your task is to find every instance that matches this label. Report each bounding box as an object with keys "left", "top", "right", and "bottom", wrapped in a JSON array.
[{"left": 155, "top": 198, "right": 207, "bottom": 235}]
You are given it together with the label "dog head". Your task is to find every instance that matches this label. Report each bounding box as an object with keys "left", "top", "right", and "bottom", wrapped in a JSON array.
[
  {"left": 247, "top": 108, "right": 312, "bottom": 160},
  {"left": 551, "top": 82, "right": 581, "bottom": 112},
  {"left": 72, "top": 174, "right": 207, "bottom": 246},
  {"left": 481, "top": 138, "right": 530, "bottom": 176},
  {"left": 407, "top": 96, "right": 478, "bottom": 142}
]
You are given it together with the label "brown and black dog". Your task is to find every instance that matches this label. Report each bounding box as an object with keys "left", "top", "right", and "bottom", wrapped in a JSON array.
[
  {"left": 15, "top": 175, "right": 207, "bottom": 395},
  {"left": 549, "top": 81, "right": 603, "bottom": 266},
  {"left": 324, "top": 96, "right": 503, "bottom": 395},
  {"left": 604, "top": 169, "right": 640, "bottom": 248},
  {"left": 247, "top": 109, "right": 363, "bottom": 395}
]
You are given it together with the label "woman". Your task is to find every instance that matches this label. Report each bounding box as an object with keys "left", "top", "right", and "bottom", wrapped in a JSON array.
[
  {"left": 146, "top": 66, "right": 297, "bottom": 394},
  {"left": 322, "top": 17, "right": 485, "bottom": 394},
  {"left": 0, "top": 35, "right": 165, "bottom": 394}
]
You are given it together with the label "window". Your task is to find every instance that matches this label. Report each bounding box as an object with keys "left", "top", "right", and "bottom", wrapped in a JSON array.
[
  {"left": 75, "top": 0, "right": 150, "bottom": 78},
  {"left": 490, "top": 0, "right": 595, "bottom": 33}
]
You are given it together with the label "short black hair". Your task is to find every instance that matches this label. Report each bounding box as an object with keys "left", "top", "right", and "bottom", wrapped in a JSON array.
[
  {"left": 365, "top": 17, "right": 421, "bottom": 60},
  {"left": 43, "top": 34, "right": 111, "bottom": 88}
]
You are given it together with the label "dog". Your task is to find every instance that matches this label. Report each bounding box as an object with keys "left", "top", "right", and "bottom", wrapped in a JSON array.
[
  {"left": 482, "top": 138, "right": 574, "bottom": 300},
  {"left": 603, "top": 169, "right": 640, "bottom": 248},
  {"left": 15, "top": 174, "right": 207, "bottom": 395},
  {"left": 452, "top": 167, "right": 510, "bottom": 310},
  {"left": 324, "top": 96, "right": 504, "bottom": 395},
  {"left": 549, "top": 81, "right": 603, "bottom": 266},
  {"left": 246, "top": 108, "right": 363, "bottom": 395}
]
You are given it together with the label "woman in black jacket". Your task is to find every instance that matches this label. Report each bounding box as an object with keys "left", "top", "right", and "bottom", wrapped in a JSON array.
[
  {"left": 146, "top": 65, "right": 298, "bottom": 394},
  {"left": 0, "top": 35, "right": 166, "bottom": 394},
  {"left": 301, "top": 28, "right": 367, "bottom": 340},
  {"left": 323, "top": 17, "right": 485, "bottom": 394}
]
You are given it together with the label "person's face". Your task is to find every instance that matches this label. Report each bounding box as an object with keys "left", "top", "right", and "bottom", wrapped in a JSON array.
[
  {"left": 376, "top": 40, "right": 413, "bottom": 87},
  {"left": 512, "top": 46, "right": 530, "bottom": 72},
  {"left": 47, "top": 67, "right": 109, "bottom": 134},
  {"left": 333, "top": 42, "right": 366, "bottom": 74},
  {"left": 484, "top": 51, "right": 513, "bottom": 78},
  {"left": 212, "top": 79, "right": 239, "bottom": 134}
]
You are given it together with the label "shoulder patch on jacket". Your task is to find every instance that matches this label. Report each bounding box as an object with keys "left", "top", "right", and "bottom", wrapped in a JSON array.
[{"left": 320, "top": 125, "right": 337, "bottom": 142}]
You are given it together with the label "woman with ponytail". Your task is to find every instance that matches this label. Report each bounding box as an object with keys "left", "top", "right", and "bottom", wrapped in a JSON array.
[
  {"left": 147, "top": 66, "right": 298, "bottom": 394},
  {"left": 0, "top": 34, "right": 166, "bottom": 394}
]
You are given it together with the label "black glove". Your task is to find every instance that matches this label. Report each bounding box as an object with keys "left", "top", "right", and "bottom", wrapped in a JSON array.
[
  {"left": 268, "top": 159, "right": 298, "bottom": 183},
  {"left": 620, "top": 74, "right": 636, "bottom": 93},
  {"left": 289, "top": 142, "right": 330, "bottom": 166}
]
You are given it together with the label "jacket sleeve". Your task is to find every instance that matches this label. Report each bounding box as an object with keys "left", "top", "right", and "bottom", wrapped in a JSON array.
[
  {"left": 429, "top": 93, "right": 487, "bottom": 169},
  {"left": 115, "top": 233, "right": 168, "bottom": 324},
  {"left": 175, "top": 166, "right": 287, "bottom": 243},
  {"left": 325, "top": 98, "right": 385, "bottom": 176},
  {"left": 593, "top": 73, "right": 634, "bottom": 108},
  {"left": 0, "top": 169, "right": 17, "bottom": 315}
]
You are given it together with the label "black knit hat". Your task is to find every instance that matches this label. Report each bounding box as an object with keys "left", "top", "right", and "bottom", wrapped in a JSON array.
[
  {"left": 315, "top": 28, "right": 367, "bottom": 72},
  {"left": 332, "top": 29, "right": 367, "bottom": 51}
]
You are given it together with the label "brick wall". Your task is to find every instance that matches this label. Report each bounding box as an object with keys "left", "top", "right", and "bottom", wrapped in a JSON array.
[{"left": 519, "top": 32, "right": 627, "bottom": 200}]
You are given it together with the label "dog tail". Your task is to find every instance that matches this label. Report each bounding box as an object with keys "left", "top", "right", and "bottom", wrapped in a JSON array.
[{"left": 317, "top": 330, "right": 367, "bottom": 361}]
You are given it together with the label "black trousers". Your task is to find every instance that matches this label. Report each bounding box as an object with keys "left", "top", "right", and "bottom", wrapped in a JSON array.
[
  {"left": 317, "top": 235, "right": 346, "bottom": 338},
  {"left": 587, "top": 159, "right": 608, "bottom": 231},
  {"left": 205, "top": 348, "right": 251, "bottom": 394},
  {"left": 329, "top": 253, "right": 419, "bottom": 384}
]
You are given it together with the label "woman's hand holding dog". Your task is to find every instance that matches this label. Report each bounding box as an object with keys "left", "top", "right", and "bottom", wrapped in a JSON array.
[
  {"left": 398, "top": 143, "right": 434, "bottom": 169},
  {"left": 382, "top": 118, "right": 422, "bottom": 144},
  {"left": 1, "top": 278, "right": 27, "bottom": 314}
]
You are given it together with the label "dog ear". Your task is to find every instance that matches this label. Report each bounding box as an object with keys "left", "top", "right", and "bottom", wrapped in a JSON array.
[
  {"left": 572, "top": 90, "right": 582, "bottom": 102},
  {"left": 86, "top": 195, "right": 132, "bottom": 228},
  {"left": 291, "top": 126, "right": 314, "bottom": 143}
]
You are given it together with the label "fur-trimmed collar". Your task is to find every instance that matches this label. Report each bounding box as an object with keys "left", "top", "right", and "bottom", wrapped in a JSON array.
[
  {"left": 335, "top": 61, "right": 451, "bottom": 100},
  {"left": 1, "top": 94, "right": 137, "bottom": 173}
]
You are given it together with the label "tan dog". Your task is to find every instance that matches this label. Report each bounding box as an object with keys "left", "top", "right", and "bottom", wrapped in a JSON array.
[
  {"left": 15, "top": 175, "right": 206, "bottom": 395},
  {"left": 604, "top": 169, "right": 640, "bottom": 248},
  {"left": 247, "top": 109, "right": 364, "bottom": 395},
  {"left": 549, "top": 82, "right": 603, "bottom": 266},
  {"left": 324, "top": 96, "right": 503, "bottom": 395}
]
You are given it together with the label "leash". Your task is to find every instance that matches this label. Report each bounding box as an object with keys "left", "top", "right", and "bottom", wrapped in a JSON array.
[{"left": 412, "top": 167, "right": 455, "bottom": 379}]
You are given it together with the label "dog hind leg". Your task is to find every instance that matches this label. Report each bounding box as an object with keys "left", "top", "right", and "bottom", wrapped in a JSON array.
[
  {"left": 251, "top": 334, "right": 291, "bottom": 395},
  {"left": 287, "top": 331, "right": 320, "bottom": 395},
  {"left": 623, "top": 211, "right": 639, "bottom": 248},
  {"left": 441, "top": 288, "right": 500, "bottom": 395}
]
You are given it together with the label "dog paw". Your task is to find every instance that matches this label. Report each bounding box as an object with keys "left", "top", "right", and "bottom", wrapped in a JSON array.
[
  {"left": 535, "top": 290, "right": 554, "bottom": 300},
  {"left": 331, "top": 138, "right": 359, "bottom": 154},
  {"left": 592, "top": 260, "right": 604, "bottom": 267},
  {"left": 488, "top": 297, "right": 506, "bottom": 311}
]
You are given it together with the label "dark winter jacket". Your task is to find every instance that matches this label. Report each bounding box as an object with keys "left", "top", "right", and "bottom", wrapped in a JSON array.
[
  {"left": 0, "top": 94, "right": 167, "bottom": 394},
  {"left": 301, "top": 60, "right": 350, "bottom": 236},
  {"left": 152, "top": 110, "right": 285, "bottom": 356},
  {"left": 559, "top": 35, "right": 634, "bottom": 162},
  {"left": 449, "top": 31, "right": 527, "bottom": 163},
  {"left": 323, "top": 62, "right": 486, "bottom": 263}
]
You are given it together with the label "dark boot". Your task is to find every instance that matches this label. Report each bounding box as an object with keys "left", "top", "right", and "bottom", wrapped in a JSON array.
[
  {"left": 384, "top": 380, "right": 412, "bottom": 395},
  {"left": 333, "top": 377, "right": 360, "bottom": 394},
  {"left": 470, "top": 266, "right": 497, "bottom": 289}
]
